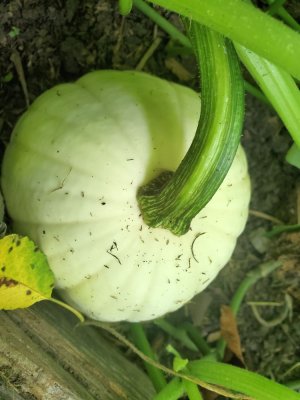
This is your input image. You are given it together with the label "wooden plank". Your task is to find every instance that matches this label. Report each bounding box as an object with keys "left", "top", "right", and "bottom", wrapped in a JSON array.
[{"left": 0, "top": 302, "right": 155, "bottom": 399}]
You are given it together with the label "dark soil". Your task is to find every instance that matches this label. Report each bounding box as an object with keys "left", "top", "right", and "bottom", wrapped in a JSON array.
[{"left": 1, "top": 0, "right": 300, "bottom": 397}]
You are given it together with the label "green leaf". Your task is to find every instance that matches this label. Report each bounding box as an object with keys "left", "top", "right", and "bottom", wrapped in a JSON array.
[
  {"left": 189, "top": 359, "right": 300, "bottom": 400},
  {"left": 166, "top": 344, "right": 189, "bottom": 372},
  {"left": 173, "top": 357, "right": 189, "bottom": 372},
  {"left": 286, "top": 143, "right": 300, "bottom": 169},
  {"left": 2, "top": 72, "right": 13, "bottom": 83},
  {"left": 0, "top": 234, "right": 55, "bottom": 310},
  {"left": 119, "top": 0, "right": 133, "bottom": 15},
  {"left": 8, "top": 26, "right": 20, "bottom": 38}
]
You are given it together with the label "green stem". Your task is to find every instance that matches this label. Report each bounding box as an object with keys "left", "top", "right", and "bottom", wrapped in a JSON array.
[
  {"left": 267, "top": 0, "right": 287, "bottom": 15},
  {"left": 133, "top": 0, "right": 191, "bottom": 48},
  {"left": 276, "top": 8, "right": 300, "bottom": 33},
  {"left": 154, "top": 319, "right": 198, "bottom": 352},
  {"left": 48, "top": 297, "right": 84, "bottom": 322},
  {"left": 153, "top": 378, "right": 185, "bottom": 400},
  {"left": 216, "top": 260, "right": 282, "bottom": 359},
  {"left": 244, "top": 81, "right": 270, "bottom": 105},
  {"left": 266, "top": 0, "right": 300, "bottom": 32},
  {"left": 184, "top": 379, "right": 204, "bottom": 400},
  {"left": 129, "top": 323, "right": 167, "bottom": 392},
  {"left": 138, "top": 22, "right": 244, "bottom": 235},
  {"left": 180, "top": 322, "right": 212, "bottom": 356},
  {"left": 230, "top": 260, "right": 282, "bottom": 315},
  {"left": 265, "top": 222, "right": 300, "bottom": 237},
  {"left": 149, "top": 0, "right": 300, "bottom": 80},
  {"left": 189, "top": 360, "right": 300, "bottom": 400}
]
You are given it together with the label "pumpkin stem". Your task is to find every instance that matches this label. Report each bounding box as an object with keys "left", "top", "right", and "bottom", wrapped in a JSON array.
[{"left": 137, "top": 21, "right": 244, "bottom": 236}]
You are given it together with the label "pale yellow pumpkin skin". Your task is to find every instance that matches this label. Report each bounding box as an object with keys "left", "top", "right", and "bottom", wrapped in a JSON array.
[{"left": 1, "top": 71, "right": 250, "bottom": 322}]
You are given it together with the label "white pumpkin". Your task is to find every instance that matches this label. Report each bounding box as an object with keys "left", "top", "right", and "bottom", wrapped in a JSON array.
[{"left": 1, "top": 71, "right": 250, "bottom": 322}]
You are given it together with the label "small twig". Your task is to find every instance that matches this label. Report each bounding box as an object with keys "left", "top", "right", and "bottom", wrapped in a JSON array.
[
  {"left": 113, "top": 16, "right": 126, "bottom": 64},
  {"left": 249, "top": 209, "right": 284, "bottom": 225},
  {"left": 136, "top": 37, "right": 162, "bottom": 70},
  {"left": 250, "top": 294, "right": 292, "bottom": 328},
  {"left": 50, "top": 167, "right": 72, "bottom": 193},
  {"left": 247, "top": 301, "right": 283, "bottom": 307},
  {"left": 10, "top": 51, "right": 30, "bottom": 108},
  {"left": 282, "top": 363, "right": 300, "bottom": 379}
]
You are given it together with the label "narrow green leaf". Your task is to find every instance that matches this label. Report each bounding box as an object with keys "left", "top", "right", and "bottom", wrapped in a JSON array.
[
  {"left": 149, "top": 0, "right": 300, "bottom": 80},
  {"left": 189, "top": 360, "right": 300, "bottom": 400},
  {"left": 286, "top": 143, "right": 300, "bottom": 168}
]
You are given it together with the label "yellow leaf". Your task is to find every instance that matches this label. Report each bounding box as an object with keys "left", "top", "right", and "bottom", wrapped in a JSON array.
[{"left": 0, "top": 234, "right": 55, "bottom": 309}]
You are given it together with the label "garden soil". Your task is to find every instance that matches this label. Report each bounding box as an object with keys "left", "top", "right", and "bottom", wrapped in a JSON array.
[{"left": 1, "top": 0, "right": 299, "bottom": 394}]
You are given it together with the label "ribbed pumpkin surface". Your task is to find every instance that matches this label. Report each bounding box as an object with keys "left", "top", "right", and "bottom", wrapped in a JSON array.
[{"left": 1, "top": 71, "right": 250, "bottom": 321}]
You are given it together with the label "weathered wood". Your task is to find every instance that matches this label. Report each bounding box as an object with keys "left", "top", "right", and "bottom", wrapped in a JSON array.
[{"left": 0, "top": 302, "right": 155, "bottom": 399}]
